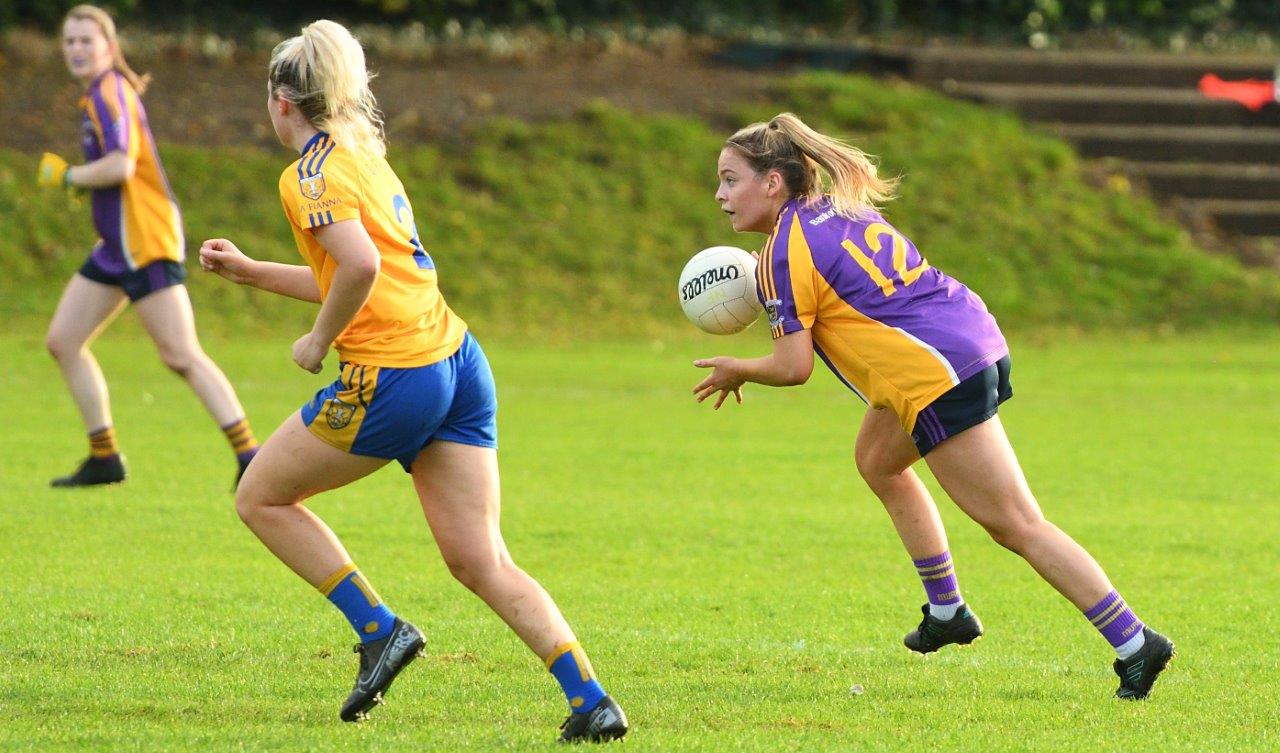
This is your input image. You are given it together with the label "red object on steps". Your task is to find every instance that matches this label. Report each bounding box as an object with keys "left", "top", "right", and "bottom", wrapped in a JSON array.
[{"left": 1197, "top": 73, "right": 1277, "bottom": 112}]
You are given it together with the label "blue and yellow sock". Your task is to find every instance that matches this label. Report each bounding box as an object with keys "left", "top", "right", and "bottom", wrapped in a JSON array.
[
  {"left": 319, "top": 563, "right": 396, "bottom": 643},
  {"left": 546, "top": 641, "right": 606, "bottom": 713}
]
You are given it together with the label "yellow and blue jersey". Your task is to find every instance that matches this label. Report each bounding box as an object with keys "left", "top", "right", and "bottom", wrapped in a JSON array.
[
  {"left": 278, "top": 133, "right": 467, "bottom": 368},
  {"left": 79, "top": 70, "right": 183, "bottom": 274},
  {"left": 758, "top": 197, "right": 1008, "bottom": 434}
]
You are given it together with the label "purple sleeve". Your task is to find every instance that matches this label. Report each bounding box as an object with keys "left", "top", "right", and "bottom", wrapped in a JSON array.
[
  {"left": 760, "top": 217, "right": 814, "bottom": 337},
  {"left": 89, "top": 75, "right": 131, "bottom": 154}
]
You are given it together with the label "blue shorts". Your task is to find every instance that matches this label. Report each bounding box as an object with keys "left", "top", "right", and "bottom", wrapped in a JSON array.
[
  {"left": 300, "top": 332, "right": 498, "bottom": 471},
  {"left": 79, "top": 257, "right": 186, "bottom": 302},
  {"left": 911, "top": 355, "right": 1013, "bottom": 457}
]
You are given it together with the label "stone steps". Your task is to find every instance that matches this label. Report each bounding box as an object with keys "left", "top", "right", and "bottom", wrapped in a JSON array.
[
  {"left": 943, "top": 82, "right": 1280, "bottom": 127},
  {"left": 1125, "top": 162, "right": 1280, "bottom": 200},
  {"left": 1183, "top": 199, "right": 1280, "bottom": 235},
  {"left": 1051, "top": 124, "right": 1280, "bottom": 164},
  {"left": 894, "top": 46, "right": 1275, "bottom": 88}
]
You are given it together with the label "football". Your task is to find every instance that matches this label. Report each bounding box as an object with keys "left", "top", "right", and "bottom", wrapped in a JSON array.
[{"left": 677, "top": 246, "right": 763, "bottom": 335}]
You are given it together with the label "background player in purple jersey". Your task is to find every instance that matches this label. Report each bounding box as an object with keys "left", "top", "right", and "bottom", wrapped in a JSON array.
[
  {"left": 37, "top": 5, "right": 260, "bottom": 489},
  {"left": 692, "top": 112, "right": 1174, "bottom": 700}
]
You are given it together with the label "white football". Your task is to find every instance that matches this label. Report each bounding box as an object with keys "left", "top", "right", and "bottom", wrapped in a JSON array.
[{"left": 677, "top": 246, "right": 763, "bottom": 335}]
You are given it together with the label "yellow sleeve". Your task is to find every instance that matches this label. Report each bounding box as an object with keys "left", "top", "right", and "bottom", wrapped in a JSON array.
[{"left": 282, "top": 147, "right": 362, "bottom": 232}]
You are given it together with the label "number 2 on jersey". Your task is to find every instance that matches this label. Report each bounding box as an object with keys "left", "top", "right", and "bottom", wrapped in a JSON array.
[
  {"left": 841, "top": 222, "right": 928, "bottom": 297},
  {"left": 392, "top": 194, "right": 434, "bottom": 270}
]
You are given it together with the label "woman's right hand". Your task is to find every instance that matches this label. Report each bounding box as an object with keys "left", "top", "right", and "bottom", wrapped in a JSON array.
[{"left": 199, "top": 238, "right": 258, "bottom": 285}]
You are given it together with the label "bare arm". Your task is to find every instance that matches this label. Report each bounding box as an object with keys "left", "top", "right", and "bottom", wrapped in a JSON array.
[
  {"left": 199, "top": 239, "right": 322, "bottom": 303},
  {"left": 289, "top": 220, "right": 380, "bottom": 373},
  {"left": 305, "top": 220, "right": 380, "bottom": 346},
  {"left": 67, "top": 151, "right": 135, "bottom": 189},
  {"left": 692, "top": 329, "right": 815, "bottom": 409},
  {"left": 247, "top": 261, "right": 324, "bottom": 303}
]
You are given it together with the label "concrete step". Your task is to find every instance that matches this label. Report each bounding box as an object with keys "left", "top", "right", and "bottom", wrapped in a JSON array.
[
  {"left": 893, "top": 45, "right": 1275, "bottom": 88},
  {"left": 1126, "top": 162, "right": 1280, "bottom": 200},
  {"left": 944, "top": 82, "right": 1280, "bottom": 127},
  {"left": 1050, "top": 124, "right": 1280, "bottom": 163},
  {"left": 1184, "top": 199, "right": 1280, "bottom": 235},
  {"left": 716, "top": 41, "right": 900, "bottom": 74}
]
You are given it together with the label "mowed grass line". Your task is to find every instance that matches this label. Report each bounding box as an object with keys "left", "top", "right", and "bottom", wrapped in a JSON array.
[{"left": 1, "top": 328, "right": 1276, "bottom": 751}]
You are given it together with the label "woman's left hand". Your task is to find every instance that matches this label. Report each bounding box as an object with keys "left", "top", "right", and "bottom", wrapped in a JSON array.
[
  {"left": 693, "top": 356, "right": 746, "bottom": 409},
  {"left": 292, "top": 332, "right": 328, "bottom": 374}
]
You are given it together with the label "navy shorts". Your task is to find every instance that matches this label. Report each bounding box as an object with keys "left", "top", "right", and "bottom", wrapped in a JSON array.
[
  {"left": 300, "top": 332, "right": 498, "bottom": 472},
  {"left": 911, "top": 355, "right": 1013, "bottom": 457},
  {"left": 79, "top": 257, "right": 186, "bottom": 302}
]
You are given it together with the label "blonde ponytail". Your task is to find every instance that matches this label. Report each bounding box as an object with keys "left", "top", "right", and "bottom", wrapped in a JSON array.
[
  {"left": 725, "top": 112, "right": 897, "bottom": 217},
  {"left": 65, "top": 4, "right": 152, "bottom": 95},
  {"left": 268, "top": 20, "right": 386, "bottom": 158}
]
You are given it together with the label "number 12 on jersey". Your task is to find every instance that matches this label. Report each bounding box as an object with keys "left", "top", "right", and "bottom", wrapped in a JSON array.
[{"left": 841, "top": 222, "right": 928, "bottom": 297}]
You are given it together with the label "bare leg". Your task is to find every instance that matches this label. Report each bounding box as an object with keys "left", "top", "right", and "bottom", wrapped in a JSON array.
[
  {"left": 46, "top": 274, "right": 128, "bottom": 432},
  {"left": 411, "top": 440, "right": 576, "bottom": 659},
  {"left": 854, "top": 407, "right": 949, "bottom": 559},
  {"left": 924, "top": 415, "right": 1112, "bottom": 610},
  {"left": 235, "top": 412, "right": 388, "bottom": 586},
  {"left": 134, "top": 285, "right": 247, "bottom": 427}
]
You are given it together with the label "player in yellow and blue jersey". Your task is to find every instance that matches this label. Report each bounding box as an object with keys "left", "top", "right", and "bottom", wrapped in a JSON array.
[
  {"left": 693, "top": 113, "right": 1174, "bottom": 700},
  {"left": 39, "top": 4, "right": 259, "bottom": 489},
  {"left": 198, "top": 21, "right": 626, "bottom": 740}
]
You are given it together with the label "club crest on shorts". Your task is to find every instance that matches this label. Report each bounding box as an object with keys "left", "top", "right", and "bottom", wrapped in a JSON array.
[
  {"left": 764, "top": 298, "right": 784, "bottom": 327},
  {"left": 325, "top": 398, "right": 356, "bottom": 430},
  {"left": 299, "top": 172, "right": 327, "bottom": 200}
]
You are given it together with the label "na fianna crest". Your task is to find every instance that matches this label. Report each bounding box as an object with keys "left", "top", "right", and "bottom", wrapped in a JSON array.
[{"left": 299, "top": 172, "right": 327, "bottom": 200}]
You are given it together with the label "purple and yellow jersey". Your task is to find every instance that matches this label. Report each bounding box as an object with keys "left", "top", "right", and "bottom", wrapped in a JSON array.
[
  {"left": 79, "top": 70, "right": 183, "bottom": 274},
  {"left": 757, "top": 197, "right": 1008, "bottom": 434},
  {"left": 279, "top": 133, "right": 467, "bottom": 368}
]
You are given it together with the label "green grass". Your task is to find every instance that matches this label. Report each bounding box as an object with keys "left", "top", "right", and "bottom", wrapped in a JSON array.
[
  {"left": 3, "top": 73, "right": 1278, "bottom": 338},
  {"left": 2, "top": 327, "right": 1277, "bottom": 751}
]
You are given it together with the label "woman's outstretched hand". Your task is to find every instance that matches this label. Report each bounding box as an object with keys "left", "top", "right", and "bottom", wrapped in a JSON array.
[{"left": 693, "top": 356, "right": 746, "bottom": 409}]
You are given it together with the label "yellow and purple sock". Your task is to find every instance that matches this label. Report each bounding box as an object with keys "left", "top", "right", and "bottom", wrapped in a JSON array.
[
  {"left": 914, "top": 551, "right": 964, "bottom": 620},
  {"left": 319, "top": 564, "right": 397, "bottom": 643},
  {"left": 546, "top": 641, "right": 606, "bottom": 713},
  {"left": 221, "top": 417, "right": 260, "bottom": 466},
  {"left": 1084, "top": 590, "right": 1146, "bottom": 659},
  {"left": 89, "top": 425, "right": 119, "bottom": 459}
]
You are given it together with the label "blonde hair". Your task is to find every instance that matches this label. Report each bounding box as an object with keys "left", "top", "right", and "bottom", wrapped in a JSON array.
[
  {"left": 268, "top": 20, "right": 386, "bottom": 158},
  {"left": 64, "top": 4, "right": 151, "bottom": 95},
  {"left": 725, "top": 112, "right": 896, "bottom": 217}
]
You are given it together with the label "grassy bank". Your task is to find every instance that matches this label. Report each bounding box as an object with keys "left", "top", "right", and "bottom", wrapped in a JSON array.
[{"left": 2, "top": 72, "right": 1277, "bottom": 337}]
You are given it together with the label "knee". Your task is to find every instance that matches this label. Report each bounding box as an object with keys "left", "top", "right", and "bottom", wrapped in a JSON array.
[
  {"left": 158, "top": 347, "right": 201, "bottom": 376},
  {"left": 983, "top": 515, "right": 1046, "bottom": 553},
  {"left": 234, "top": 482, "right": 286, "bottom": 527},
  {"left": 46, "top": 333, "right": 79, "bottom": 363},
  {"left": 234, "top": 488, "right": 261, "bottom": 526},
  {"left": 855, "top": 447, "right": 900, "bottom": 494},
  {"left": 442, "top": 549, "right": 509, "bottom": 593}
]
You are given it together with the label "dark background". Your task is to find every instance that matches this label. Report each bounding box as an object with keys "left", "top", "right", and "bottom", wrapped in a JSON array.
[{"left": 4, "top": 0, "right": 1279, "bottom": 39}]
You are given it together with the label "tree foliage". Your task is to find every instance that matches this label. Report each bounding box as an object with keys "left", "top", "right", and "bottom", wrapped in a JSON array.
[{"left": 3, "top": 0, "right": 1277, "bottom": 37}]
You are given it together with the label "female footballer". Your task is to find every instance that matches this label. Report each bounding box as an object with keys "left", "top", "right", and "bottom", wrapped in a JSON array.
[
  {"left": 693, "top": 113, "right": 1174, "bottom": 700},
  {"left": 40, "top": 5, "right": 259, "bottom": 488},
  {"left": 198, "top": 21, "right": 627, "bottom": 741}
]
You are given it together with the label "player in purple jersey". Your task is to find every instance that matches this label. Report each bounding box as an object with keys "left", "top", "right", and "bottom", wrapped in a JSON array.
[
  {"left": 692, "top": 113, "right": 1174, "bottom": 700},
  {"left": 37, "top": 5, "right": 260, "bottom": 489}
]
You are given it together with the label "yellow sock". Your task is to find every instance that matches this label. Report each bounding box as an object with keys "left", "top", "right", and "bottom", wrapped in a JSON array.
[
  {"left": 89, "top": 426, "right": 118, "bottom": 458},
  {"left": 222, "top": 417, "right": 260, "bottom": 460}
]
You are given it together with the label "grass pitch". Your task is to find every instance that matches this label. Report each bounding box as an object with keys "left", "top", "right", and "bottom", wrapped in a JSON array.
[{"left": 2, "top": 327, "right": 1277, "bottom": 751}]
